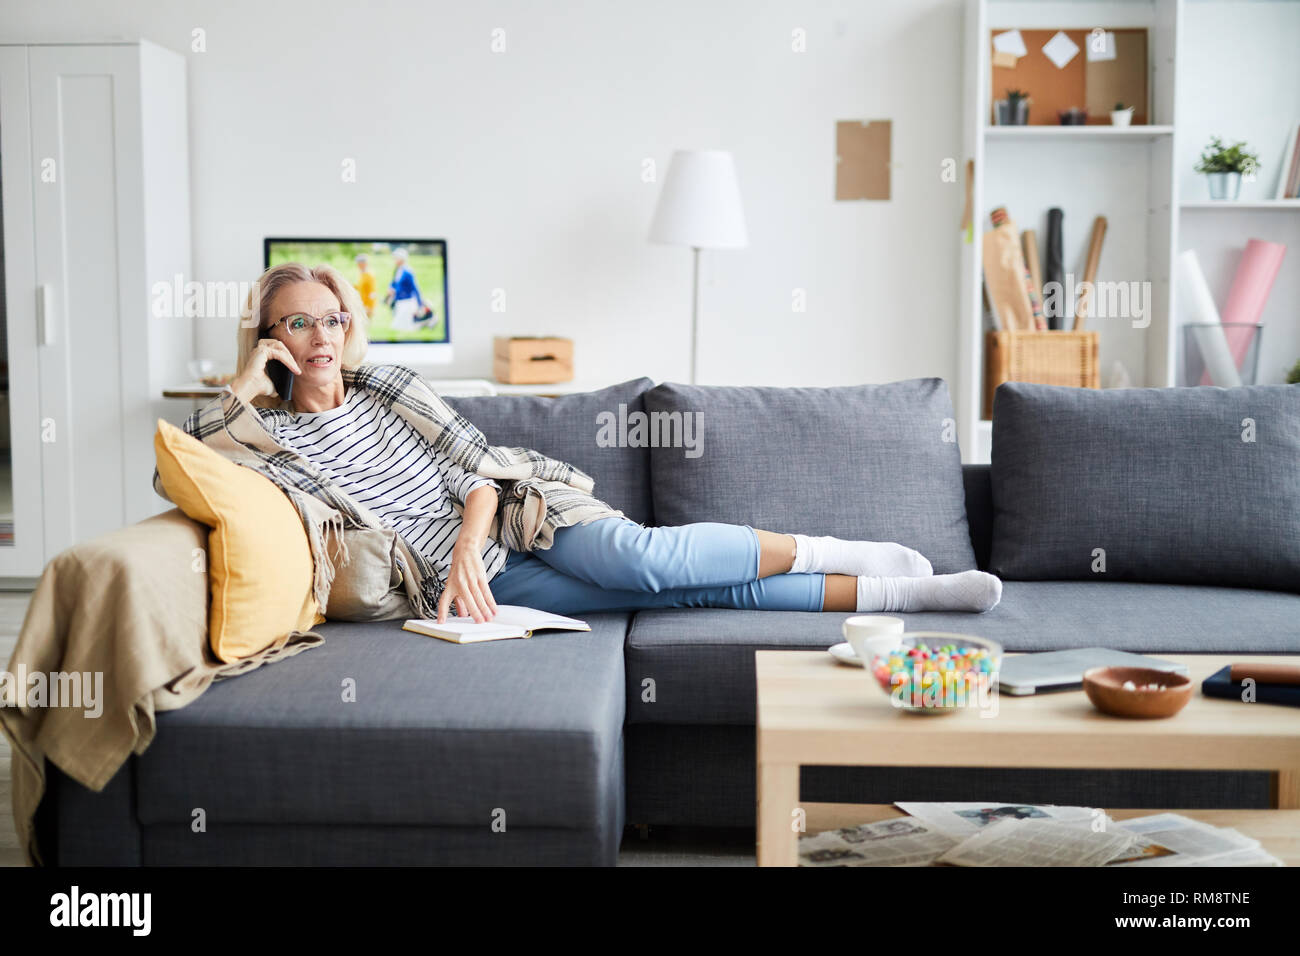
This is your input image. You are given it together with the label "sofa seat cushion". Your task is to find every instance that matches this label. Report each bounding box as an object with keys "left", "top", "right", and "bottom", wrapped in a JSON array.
[
  {"left": 625, "top": 583, "right": 1300, "bottom": 725},
  {"left": 136, "top": 614, "right": 630, "bottom": 830}
]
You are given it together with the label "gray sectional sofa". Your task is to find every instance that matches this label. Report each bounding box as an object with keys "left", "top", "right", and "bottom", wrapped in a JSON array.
[{"left": 35, "top": 376, "right": 1300, "bottom": 865}]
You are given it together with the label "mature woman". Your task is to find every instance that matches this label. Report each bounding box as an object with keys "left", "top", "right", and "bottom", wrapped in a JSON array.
[{"left": 228, "top": 263, "right": 1002, "bottom": 625}]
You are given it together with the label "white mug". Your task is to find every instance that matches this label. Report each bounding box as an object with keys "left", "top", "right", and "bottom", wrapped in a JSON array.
[{"left": 842, "top": 615, "right": 905, "bottom": 665}]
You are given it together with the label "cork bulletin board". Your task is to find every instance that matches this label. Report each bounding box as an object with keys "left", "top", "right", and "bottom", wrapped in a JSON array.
[
  {"left": 835, "top": 120, "right": 891, "bottom": 200},
  {"left": 989, "top": 28, "right": 1149, "bottom": 126}
]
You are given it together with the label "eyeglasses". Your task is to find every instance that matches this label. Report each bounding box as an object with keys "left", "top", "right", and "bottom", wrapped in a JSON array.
[{"left": 264, "top": 311, "right": 352, "bottom": 336}]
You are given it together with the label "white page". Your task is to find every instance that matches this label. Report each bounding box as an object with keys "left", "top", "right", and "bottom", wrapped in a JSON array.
[
  {"left": 895, "top": 801, "right": 1101, "bottom": 838},
  {"left": 939, "top": 819, "right": 1136, "bottom": 867},
  {"left": 409, "top": 619, "right": 521, "bottom": 640},
  {"left": 1107, "top": 814, "right": 1261, "bottom": 867},
  {"left": 483, "top": 605, "right": 589, "bottom": 631},
  {"left": 799, "top": 819, "right": 958, "bottom": 867},
  {"left": 410, "top": 605, "right": 589, "bottom": 634},
  {"left": 1041, "top": 30, "right": 1080, "bottom": 70},
  {"left": 1085, "top": 30, "right": 1116, "bottom": 62},
  {"left": 992, "top": 29, "right": 1027, "bottom": 57}
]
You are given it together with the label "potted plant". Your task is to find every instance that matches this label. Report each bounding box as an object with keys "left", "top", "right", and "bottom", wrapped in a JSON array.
[
  {"left": 1110, "top": 101, "right": 1134, "bottom": 127},
  {"left": 1287, "top": 358, "right": 1300, "bottom": 385},
  {"left": 1194, "top": 136, "right": 1261, "bottom": 200},
  {"left": 995, "top": 89, "right": 1030, "bottom": 126}
]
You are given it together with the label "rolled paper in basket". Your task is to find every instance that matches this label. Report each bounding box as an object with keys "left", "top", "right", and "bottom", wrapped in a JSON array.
[
  {"left": 1177, "top": 249, "right": 1241, "bottom": 387},
  {"left": 1215, "top": 238, "right": 1286, "bottom": 379},
  {"left": 1229, "top": 663, "right": 1300, "bottom": 686},
  {"left": 1045, "top": 208, "right": 1065, "bottom": 330}
]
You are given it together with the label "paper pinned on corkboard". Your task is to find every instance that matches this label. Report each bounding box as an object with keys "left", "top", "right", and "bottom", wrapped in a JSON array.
[{"left": 835, "top": 120, "right": 891, "bottom": 201}]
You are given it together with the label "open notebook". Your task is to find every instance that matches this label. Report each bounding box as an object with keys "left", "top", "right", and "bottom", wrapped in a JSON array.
[{"left": 402, "top": 605, "right": 591, "bottom": 644}]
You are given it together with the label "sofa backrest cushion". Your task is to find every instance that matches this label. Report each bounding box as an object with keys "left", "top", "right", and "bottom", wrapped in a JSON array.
[
  {"left": 443, "top": 377, "right": 656, "bottom": 526},
  {"left": 989, "top": 382, "right": 1300, "bottom": 592},
  {"left": 643, "top": 378, "right": 978, "bottom": 573}
]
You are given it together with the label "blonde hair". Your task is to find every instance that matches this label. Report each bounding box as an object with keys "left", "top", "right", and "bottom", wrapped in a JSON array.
[{"left": 236, "top": 262, "right": 370, "bottom": 408}]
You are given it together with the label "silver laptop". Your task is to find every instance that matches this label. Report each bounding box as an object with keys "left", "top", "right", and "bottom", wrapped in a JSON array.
[{"left": 998, "top": 648, "right": 1189, "bottom": 696}]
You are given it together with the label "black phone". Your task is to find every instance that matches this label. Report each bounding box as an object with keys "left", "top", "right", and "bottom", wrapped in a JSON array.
[{"left": 260, "top": 332, "right": 294, "bottom": 402}]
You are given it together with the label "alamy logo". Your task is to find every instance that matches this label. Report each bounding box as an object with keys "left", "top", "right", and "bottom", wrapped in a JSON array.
[
  {"left": 49, "top": 886, "right": 151, "bottom": 936},
  {"left": 596, "top": 403, "right": 703, "bottom": 459},
  {"left": 0, "top": 666, "right": 102, "bottom": 717}
]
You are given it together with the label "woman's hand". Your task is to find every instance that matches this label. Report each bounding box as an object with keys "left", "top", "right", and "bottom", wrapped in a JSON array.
[
  {"left": 229, "top": 337, "right": 302, "bottom": 403},
  {"left": 437, "top": 538, "right": 499, "bottom": 624}
]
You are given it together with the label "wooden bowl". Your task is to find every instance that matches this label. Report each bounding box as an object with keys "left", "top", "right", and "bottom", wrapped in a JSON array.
[{"left": 1082, "top": 666, "right": 1192, "bottom": 719}]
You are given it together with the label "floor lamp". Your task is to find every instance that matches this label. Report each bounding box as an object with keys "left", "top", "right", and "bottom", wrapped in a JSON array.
[{"left": 648, "top": 150, "right": 748, "bottom": 384}]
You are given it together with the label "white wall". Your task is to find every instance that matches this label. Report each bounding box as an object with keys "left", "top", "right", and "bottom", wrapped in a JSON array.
[
  {"left": 1, "top": 0, "right": 968, "bottom": 390},
  {"left": 1178, "top": 0, "right": 1300, "bottom": 386}
]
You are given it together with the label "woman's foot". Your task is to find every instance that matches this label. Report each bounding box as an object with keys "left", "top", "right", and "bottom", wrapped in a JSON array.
[
  {"left": 790, "top": 533, "right": 932, "bottom": 578},
  {"left": 855, "top": 570, "right": 1003, "bottom": 613}
]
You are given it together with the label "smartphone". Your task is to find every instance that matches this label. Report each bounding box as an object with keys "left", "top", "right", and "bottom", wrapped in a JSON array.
[{"left": 260, "top": 332, "right": 294, "bottom": 402}]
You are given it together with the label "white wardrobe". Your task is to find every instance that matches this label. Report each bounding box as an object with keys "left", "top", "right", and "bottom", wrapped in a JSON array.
[{"left": 0, "top": 40, "right": 192, "bottom": 577}]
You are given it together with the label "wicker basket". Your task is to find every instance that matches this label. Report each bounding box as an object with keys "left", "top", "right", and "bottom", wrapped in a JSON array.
[{"left": 983, "top": 330, "right": 1100, "bottom": 419}]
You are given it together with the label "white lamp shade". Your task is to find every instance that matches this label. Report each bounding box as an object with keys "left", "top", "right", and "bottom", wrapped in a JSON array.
[{"left": 648, "top": 149, "right": 748, "bottom": 249}]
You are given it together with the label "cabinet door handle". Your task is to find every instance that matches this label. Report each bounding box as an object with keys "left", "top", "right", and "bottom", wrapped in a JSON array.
[{"left": 36, "top": 284, "right": 55, "bottom": 346}]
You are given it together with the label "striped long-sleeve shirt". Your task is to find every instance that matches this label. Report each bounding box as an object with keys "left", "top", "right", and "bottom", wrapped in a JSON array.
[{"left": 267, "top": 384, "right": 510, "bottom": 587}]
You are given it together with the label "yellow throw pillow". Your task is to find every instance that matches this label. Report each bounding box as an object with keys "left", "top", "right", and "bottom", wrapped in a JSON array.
[{"left": 154, "top": 419, "right": 325, "bottom": 662}]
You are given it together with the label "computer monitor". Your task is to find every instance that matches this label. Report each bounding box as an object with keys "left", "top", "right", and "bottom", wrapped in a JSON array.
[{"left": 263, "top": 237, "right": 453, "bottom": 365}]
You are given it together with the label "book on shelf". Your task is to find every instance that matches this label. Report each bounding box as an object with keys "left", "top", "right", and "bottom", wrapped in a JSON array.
[
  {"left": 1277, "top": 122, "right": 1300, "bottom": 200},
  {"left": 402, "top": 605, "right": 591, "bottom": 644}
]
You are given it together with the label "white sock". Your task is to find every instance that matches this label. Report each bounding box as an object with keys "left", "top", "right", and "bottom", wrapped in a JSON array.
[
  {"left": 856, "top": 571, "right": 1003, "bottom": 613},
  {"left": 789, "top": 533, "right": 932, "bottom": 578}
]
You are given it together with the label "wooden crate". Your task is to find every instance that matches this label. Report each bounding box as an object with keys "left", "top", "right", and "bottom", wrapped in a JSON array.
[
  {"left": 983, "top": 330, "right": 1100, "bottom": 419},
  {"left": 492, "top": 336, "right": 574, "bottom": 385}
]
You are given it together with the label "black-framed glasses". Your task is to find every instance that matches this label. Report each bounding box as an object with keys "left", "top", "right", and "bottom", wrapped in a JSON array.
[{"left": 264, "top": 311, "right": 352, "bottom": 336}]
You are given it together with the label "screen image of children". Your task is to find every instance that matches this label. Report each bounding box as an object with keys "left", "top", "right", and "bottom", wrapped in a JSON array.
[
  {"left": 385, "top": 248, "right": 428, "bottom": 331},
  {"left": 957, "top": 806, "right": 1050, "bottom": 827},
  {"left": 354, "top": 253, "right": 378, "bottom": 317}
]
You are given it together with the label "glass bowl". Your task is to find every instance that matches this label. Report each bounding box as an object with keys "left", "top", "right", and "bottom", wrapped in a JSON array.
[{"left": 867, "top": 632, "right": 1002, "bottom": 715}]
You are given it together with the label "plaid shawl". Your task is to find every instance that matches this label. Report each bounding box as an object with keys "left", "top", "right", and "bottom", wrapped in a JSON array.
[{"left": 152, "top": 362, "right": 627, "bottom": 619}]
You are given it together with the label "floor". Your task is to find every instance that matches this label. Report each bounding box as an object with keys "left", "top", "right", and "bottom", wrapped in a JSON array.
[
  {"left": 618, "top": 826, "right": 754, "bottom": 866},
  {"left": 0, "top": 587, "right": 752, "bottom": 867}
]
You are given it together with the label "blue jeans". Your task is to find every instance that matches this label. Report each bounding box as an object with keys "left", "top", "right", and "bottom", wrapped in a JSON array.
[{"left": 486, "top": 517, "right": 826, "bottom": 615}]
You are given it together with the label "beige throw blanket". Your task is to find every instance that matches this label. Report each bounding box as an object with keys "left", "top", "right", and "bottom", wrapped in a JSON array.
[{"left": 0, "top": 509, "right": 322, "bottom": 866}]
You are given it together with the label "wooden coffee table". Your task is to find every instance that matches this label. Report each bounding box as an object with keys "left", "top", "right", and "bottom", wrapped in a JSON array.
[{"left": 755, "top": 651, "right": 1300, "bottom": 867}]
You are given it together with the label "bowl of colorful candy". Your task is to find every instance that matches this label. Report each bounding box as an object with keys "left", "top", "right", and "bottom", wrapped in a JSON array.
[{"left": 868, "top": 632, "right": 1001, "bottom": 715}]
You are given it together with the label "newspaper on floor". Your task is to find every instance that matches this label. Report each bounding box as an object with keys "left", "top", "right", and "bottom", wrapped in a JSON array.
[
  {"left": 1180, "top": 847, "right": 1283, "bottom": 867},
  {"left": 937, "top": 818, "right": 1139, "bottom": 867},
  {"left": 798, "top": 818, "right": 959, "bottom": 867},
  {"left": 1104, "top": 813, "right": 1264, "bottom": 867},
  {"left": 895, "top": 801, "right": 1106, "bottom": 838}
]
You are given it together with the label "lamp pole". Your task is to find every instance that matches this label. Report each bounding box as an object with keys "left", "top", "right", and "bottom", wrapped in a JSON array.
[{"left": 690, "top": 246, "right": 700, "bottom": 385}]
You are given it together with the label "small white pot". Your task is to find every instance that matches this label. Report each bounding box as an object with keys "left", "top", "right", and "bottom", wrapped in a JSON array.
[{"left": 1110, "top": 108, "right": 1134, "bottom": 127}]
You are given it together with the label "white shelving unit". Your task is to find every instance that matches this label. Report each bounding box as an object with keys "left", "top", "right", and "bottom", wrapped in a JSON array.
[
  {"left": 958, "top": 0, "right": 1300, "bottom": 464},
  {"left": 0, "top": 41, "right": 191, "bottom": 575}
]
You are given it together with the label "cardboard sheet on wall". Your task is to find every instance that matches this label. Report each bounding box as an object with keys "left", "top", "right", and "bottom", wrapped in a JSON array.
[
  {"left": 989, "top": 28, "right": 1148, "bottom": 125},
  {"left": 835, "top": 120, "right": 891, "bottom": 200},
  {"left": 1085, "top": 30, "right": 1147, "bottom": 119}
]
